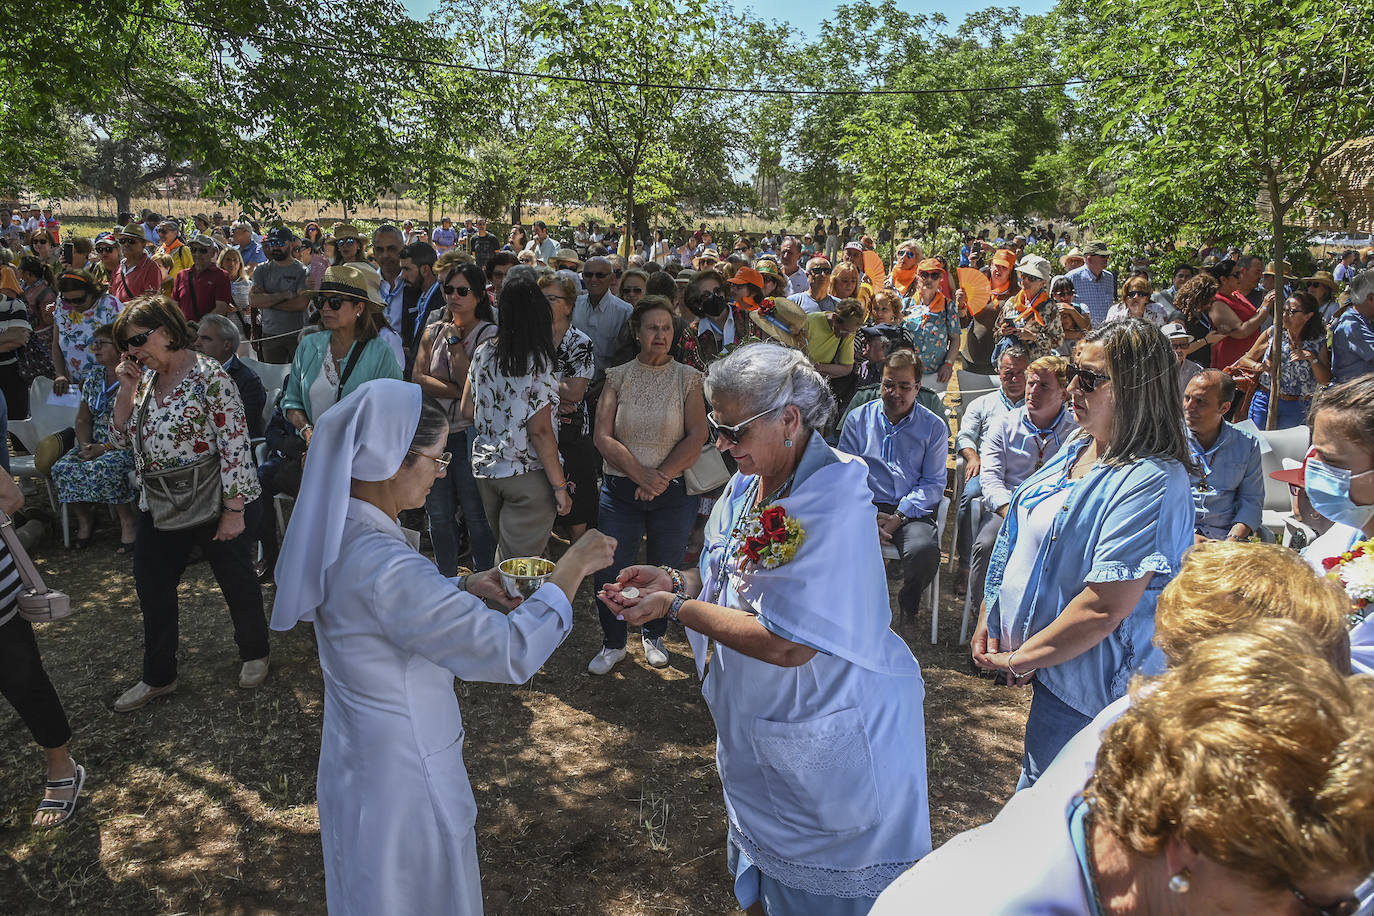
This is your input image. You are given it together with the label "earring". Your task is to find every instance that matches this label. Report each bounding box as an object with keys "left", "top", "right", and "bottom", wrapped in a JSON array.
[
  {"left": 1168, "top": 870, "right": 1191, "bottom": 894},
  {"left": 784, "top": 438, "right": 793, "bottom": 448}
]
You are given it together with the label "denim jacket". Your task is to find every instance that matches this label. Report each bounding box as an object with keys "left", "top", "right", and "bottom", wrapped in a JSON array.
[{"left": 984, "top": 437, "right": 1194, "bottom": 717}]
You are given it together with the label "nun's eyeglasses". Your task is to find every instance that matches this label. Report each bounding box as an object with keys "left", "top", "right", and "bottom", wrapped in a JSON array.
[{"left": 408, "top": 449, "right": 452, "bottom": 471}]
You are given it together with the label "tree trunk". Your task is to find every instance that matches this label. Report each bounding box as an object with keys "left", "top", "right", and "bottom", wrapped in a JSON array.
[
  {"left": 624, "top": 181, "right": 636, "bottom": 260},
  {"left": 114, "top": 189, "right": 132, "bottom": 218},
  {"left": 426, "top": 184, "right": 435, "bottom": 232},
  {"left": 1266, "top": 193, "right": 1285, "bottom": 430},
  {"left": 509, "top": 202, "right": 523, "bottom": 226}
]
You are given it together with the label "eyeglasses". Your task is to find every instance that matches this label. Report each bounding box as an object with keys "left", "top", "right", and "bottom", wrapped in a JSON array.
[
  {"left": 94, "top": 245, "right": 115, "bottom": 254},
  {"left": 620, "top": 286, "right": 644, "bottom": 296},
  {"left": 407, "top": 448, "right": 452, "bottom": 471},
  {"left": 1170, "top": 341, "right": 1191, "bottom": 351},
  {"left": 122, "top": 328, "right": 159, "bottom": 350},
  {"left": 119, "top": 239, "right": 141, "bottom": 246},
  {"left": 1282, "top": 306, "right": 1305, "bottom": 316},
  {"left": 263, "top": 240, "right": 289, "bottom": 249},
  {"left": 32, "top": 238, "right": 50, "bottom": 246},
  {"left": 156, "top": 228, "right": 173, "bottom": 235},
  {"left": 1124, "top": 290, "right": 1151, "bottom": 299},
  {"left": 1288, "top": 883, "right": 1359, "bottom": 916},
  {"left": 919, "top": 271, "right": 942, "bottom": 280},
  {"left": 897, "top": 250, "right": 917, "bottom": 260},
  {"left": 320, "top": 296, "right": 354, "bottom": 310},
  {"left": 808, "top": 267, "right": 832, "bottom": 276},
  {"left": 1065, "top": 363, "right": 1112, "bottom": 392},
  {"left": 584, "top": 271, "right": 610, "bottom": 279},
  {"left": 706, "top": 407, "right": 777, "bottom": 445},
  {"left": 1053, "top": 290, "right": 1074, "bottom": 299},
  {"left": 443, "top": 284, "right": 473, "bottom": 298}
]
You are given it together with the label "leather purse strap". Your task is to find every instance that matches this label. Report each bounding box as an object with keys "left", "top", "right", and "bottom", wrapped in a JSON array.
[{"left": 0, "top": 508, "right": 48, "bottom": 594}]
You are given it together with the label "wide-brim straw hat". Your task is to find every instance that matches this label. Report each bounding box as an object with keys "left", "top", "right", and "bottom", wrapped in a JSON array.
[
  {"left": 313, "top": 264, "right": 386, "bottom": 309},
  {"left": 747, "top": 297, "right": 808, "bottom": 348}
]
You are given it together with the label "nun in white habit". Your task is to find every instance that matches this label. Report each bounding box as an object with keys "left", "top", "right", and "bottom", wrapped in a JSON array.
[{"left": 271, "top": 378, "right": 615, "bottom": 915}]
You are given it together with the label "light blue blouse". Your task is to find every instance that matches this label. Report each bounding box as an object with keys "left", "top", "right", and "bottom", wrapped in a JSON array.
[{"left": 984, "top": 437, "right": 1194, "bottom": 717}]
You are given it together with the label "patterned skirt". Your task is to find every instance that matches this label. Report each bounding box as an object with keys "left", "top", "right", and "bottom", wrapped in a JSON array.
[{"left": 51, "top": 446, "right": 137, "bottom": 505}]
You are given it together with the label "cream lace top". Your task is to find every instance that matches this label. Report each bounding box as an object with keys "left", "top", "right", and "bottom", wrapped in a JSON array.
[{"left": 602, "top": 358, "right": 702, "bottom": 477}]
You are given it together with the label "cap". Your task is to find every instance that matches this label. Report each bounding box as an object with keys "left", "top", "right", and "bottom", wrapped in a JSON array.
[
  {"left": 115, "top": 225, "right": 144, "bottom": 242},
  {"left": 156, "top": 218, "right": 180, "bottom": 233},
  {"left": 728, "top": 266, "right": 765, "bottom": 288},
  {"left": 1160, "top": 321, "right": 1191, "bottom": 340},
  {"left": 1269, "top": 456, "right": 1306, "bottom": 488},
  {"left": 551, "top": 248, "right": 583, "bottom": 268},
  {"left": 843, "top": 240, "right": 864, "bottom": 253},
  {"left": 917, "top": 258, "right": 943, "bottom": 273},
  {"left": 265, "top": 226, "right": 297, "bottom": 244},
  {"left": 192, "top": 212, "right": 210, "bottom": 225},
  {"left": 1082, "top": 240, "right": 1110, "bottom": 257},
  {"left": 675, "top": 269, "right": 696, "bottom": 285},
  {"left": 991, "top": 249, "right": 1017, "bottom": 270},
  {"left": 187, "top": 235, "right": 218, "bottom": 250}
]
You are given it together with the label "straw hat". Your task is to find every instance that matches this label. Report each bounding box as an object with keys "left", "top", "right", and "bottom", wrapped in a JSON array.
[
  {"left": 747, "top": 297, "right": 808, "bottom": 348},
  {"left": 1301, "top": 271, "right": 1338, "bottom": 295},
  {"left": 313, "top": 264, "right": 386, "bottom": 309}
]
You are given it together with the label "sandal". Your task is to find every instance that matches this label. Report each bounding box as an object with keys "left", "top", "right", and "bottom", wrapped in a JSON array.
[
  {"left": 33, "top": 761, "right": 86, "bottom": 827},
  {"left": 116, "top": 541, "right": 135, "bottom": 555}
]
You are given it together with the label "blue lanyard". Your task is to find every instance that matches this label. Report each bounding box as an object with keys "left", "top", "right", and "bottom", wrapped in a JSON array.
[
  {"left": 90, "top": 377, "right": 119, "bottom": 415},
  {"left": 1067, "top": 795, "right": 1106, "bottom": 916},
  {"left": 1020, "top": 409, "right": 1066, "bottom": 471}
]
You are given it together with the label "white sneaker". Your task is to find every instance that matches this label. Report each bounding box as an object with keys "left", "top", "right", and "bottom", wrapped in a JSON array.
[
  {"left": 642, "top": 635, "right": 670, "bottom": 668},
  {"left": 587, "top": 646, "right": 627, "bottom": 675}
]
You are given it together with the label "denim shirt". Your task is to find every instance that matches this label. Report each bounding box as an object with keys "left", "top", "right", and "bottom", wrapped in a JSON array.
[
  {"left": 1187, "top": 423, "right": 1264, "bottom": 538},
  {"left": 984, "top": 438, "right": 1194, "bottom": 718},
  {"left": 838, "top": 400, "right": 949, "bottom": 519}
]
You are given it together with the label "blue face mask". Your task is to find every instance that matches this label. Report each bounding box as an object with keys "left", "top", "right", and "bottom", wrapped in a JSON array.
[{"left": 1305, "top": 457, "right": 1374, "bottom": 529}]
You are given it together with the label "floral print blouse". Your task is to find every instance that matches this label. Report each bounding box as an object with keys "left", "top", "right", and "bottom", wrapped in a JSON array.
[
  {"left": 467, "top": 339, "right": 560, "bottom": 480},
  {"left": 55, "top": 293, "right": 123, "bottom": 383},
  {"left": 901, "top": 294, "right": 962, "bottom": 372},
  {"left": 556, "top": 325, "right": 595, "bottom": 438},
  {"left": 108, "top": 353, "right": 261, "bottom": 503}
]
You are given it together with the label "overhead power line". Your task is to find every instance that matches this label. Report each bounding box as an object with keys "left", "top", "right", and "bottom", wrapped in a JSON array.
[{"left": 130, "top": 10, "right": 1115, "bottom": 98}]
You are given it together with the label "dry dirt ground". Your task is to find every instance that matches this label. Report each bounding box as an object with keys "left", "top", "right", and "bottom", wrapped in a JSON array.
[{"left": 0, "top": 518, "right": 1030, "bottom": 915}]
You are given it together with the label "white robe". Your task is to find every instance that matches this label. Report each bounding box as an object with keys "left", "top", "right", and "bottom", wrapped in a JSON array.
[{"left": 312, "top": 499, "right": 573, "bottom": 914}]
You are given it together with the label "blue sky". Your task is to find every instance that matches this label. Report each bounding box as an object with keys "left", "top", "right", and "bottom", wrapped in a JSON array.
[{"left": 399, "top": 0, "right": 1056, "bottom": 40}]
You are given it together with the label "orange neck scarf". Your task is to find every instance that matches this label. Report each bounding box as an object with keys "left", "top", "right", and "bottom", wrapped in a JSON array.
[
  {"left": 918, "top": 291, "right": 947, "bottom": 313},
  {"left": 1014, "top": 288, "right": 1049, "bottom": 325}
]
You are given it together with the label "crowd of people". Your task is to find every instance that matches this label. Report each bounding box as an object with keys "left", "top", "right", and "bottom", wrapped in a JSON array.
[{"left": 1, "top": 201, "right": 1373, "bottom": 913}]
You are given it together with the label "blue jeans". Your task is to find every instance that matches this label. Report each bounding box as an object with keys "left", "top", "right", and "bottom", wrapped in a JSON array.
[
  {"left": 593, "top": 474, "right": 698, "bottom": 648},
  {"left": 425, "top": 428, "right": 495, "bottom": 575},
  {"left": 1017, "top": 680, "right": 1092, "bottom": 790},
  {"left": 1248, "top": 387, "right": 1310, "bottom": 431}
]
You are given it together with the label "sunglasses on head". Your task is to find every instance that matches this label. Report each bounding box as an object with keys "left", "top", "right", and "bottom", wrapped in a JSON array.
[
  {"left": 706, "top": 407, "right": 776, "bottom": 445},
  {"left": 1066, "top": 363, "right": 1111, "bottom": 392},
  {"left": 123, "top": 328, "right": 157, "bottom": 349},
  {"left": 443, "top": 284, "right": 473, "bottom": 298}
]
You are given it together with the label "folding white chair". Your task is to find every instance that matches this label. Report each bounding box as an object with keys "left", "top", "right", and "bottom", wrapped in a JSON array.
[
  {"left": 9, "top": 377, "right": 81, "bottom": 544},
  {"left": 881, "top": 495, "right": 951, "bottom": 644},
  {"left": 239, "top": 356, "right": 289, "bottom": 393},
  {"left": 1232, "top": 421, "right": 1310, "bottom": 540}
]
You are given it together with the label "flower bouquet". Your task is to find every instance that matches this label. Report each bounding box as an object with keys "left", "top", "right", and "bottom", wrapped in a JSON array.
[
  {"left": 736, "top": 505, "right": 806, "bottom": 570},
  {"left": 1321, "top": 536, "right": 1374, "bottom": 626}
]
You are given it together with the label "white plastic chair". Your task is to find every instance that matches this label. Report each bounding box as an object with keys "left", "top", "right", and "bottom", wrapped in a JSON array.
[
  {"left": 239, "top": 356, "right": 289, "bottom": 394},
  {"left": 881, "top": 495, "right": 950, "bottom": 644},
  {"left": 9, "top": 377, "right": 81, "bottom": 543},
  {"left": 1233, "top": 421, "right": 1310, "bottom": 540},
  {"left": 948, "top": 374, "right": 1002, "bottom": 574}
]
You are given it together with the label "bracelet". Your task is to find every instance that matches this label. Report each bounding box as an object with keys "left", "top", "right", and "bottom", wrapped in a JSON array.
[
  {"left": 658, "top": 565, "right": 686, "bottom": 596},
  {"left": 455, "top": 574, "right": 469, "bottom": 593},
  {"left": 300, "top": 424, "right": 313, "bottom": 435},
  {"left": 223, "top": 506, "right": 244, "bottom": 514},
  {"left": 1007, "top": 649, "right": 1037, "bottom": 680},
  {"left": 553, "top": 481, "right": 575, "bottom": 494},
  {"left": 667, "top": 594, "right": 687, "bottom": 623}
]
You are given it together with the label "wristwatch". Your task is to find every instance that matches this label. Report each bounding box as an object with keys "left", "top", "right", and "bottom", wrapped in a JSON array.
[
  {"left": 892, "top": 511, "right": 910, "bottom": 525},
  {"left": 445, "top": 334, "right": 461, "bottom": 346}
]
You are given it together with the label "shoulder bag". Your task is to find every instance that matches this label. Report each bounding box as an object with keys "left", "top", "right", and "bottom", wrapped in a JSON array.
[
  {"left": 133, "top": 377, "right": 224, "bottom": 531},
  {"left": 0, "top": 508, "right": 72, "bottom": 623}
]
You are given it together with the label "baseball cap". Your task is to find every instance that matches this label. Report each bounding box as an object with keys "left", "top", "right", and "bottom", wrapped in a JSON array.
[
  {"left": 728, "top": 266, "right": 765, "bottom": 288},
  {"left": 265, "top": 226, "right": 297, "bottom": 244},
  {"left": 1082, "top": 240, "right": 1110, "bottom": 257},
  {"left": 843, "top": 240, "right": 864, "bottom": 253},
  {"left": 1160, "top": 321, "right": 1190, "bottom": 340}
]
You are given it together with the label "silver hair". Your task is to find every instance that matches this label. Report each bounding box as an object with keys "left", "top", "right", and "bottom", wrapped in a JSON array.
[
  {"left": 505, "top": 264, "right": 542, "bottom": 287},
  {"left": 198, "top": 312, "right": 241, "bottom": 350},
  {"left": 1349, "top": 270, "right": 1374, "bottom": 306},
  {"left": 704, "top": 342, "right": 835, "bottom": 432}
]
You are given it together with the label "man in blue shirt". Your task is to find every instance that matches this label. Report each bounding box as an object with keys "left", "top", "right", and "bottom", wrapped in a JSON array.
[
  {"left": 1065, "top": 240, "right": 1116, "bottom": 326},
  {"left": 1183, "top": 370, "right": 1264, "bottom": 541},
  {"left": 840, "top": 349, "right": 949, "bottom": 624},
  {"left": 1331, "top": 272, "right": 1374, "bottom": 383}
]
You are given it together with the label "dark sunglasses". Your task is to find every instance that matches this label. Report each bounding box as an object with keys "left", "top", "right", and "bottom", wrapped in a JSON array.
[
  {"left": 94, "top": 245, "right": 115, "bottom": 253},
  {"left": 1066, "top": 363, "right": 1111, "bottom": 392},
  {"left": 119, "top": 239, "right": 142, "bottom": 245},
  {"left": 584, "top": 271, "right": 610, "bottom": 278},
  {"left": 919, "top": 271, "right": 942, "bottom": 280},
  {"left": 707, "top": 407, "right": 776, "bottom": 445},
  {"left": 808, "top": 267, "right": 832, "bottom": 276},
  {"left": 320, "top": 296, "right": 354, "bottom": 310},
  {"left": 1288, "top": 883, "right": 1359, "bottom": 916},
  {"left": 443, "top": 284, "right": 473, "bottom": 298},
  {"left": 123, "top": 328, "right": 157, "bottom": 349},
  {"left": 1124, "top": 290, "right": 1151, "bottom": 299}
]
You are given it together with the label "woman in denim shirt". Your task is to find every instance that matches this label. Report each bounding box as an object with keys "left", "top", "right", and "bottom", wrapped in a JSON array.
[{"left": 972, "top": 318, "right": 1194, "bottom": 789}]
